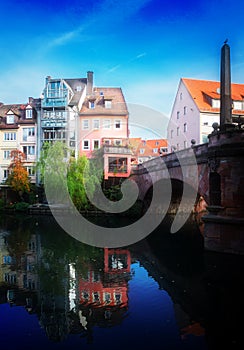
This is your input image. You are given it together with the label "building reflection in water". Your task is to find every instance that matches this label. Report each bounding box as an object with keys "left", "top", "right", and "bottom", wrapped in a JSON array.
[
  {"left": 68, "top": 248, "right": 132, "bottom": 342},
  {"left": 0, "top": 221, "right": 132, "bottom": 343},
  {"left": 0, "top": 215, "right": 243, "bottom": 349}
]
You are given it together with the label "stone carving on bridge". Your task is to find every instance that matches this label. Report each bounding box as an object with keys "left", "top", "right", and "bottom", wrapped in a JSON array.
[{"left": 208, "top": 158, "right": 220, "bottom": 173}]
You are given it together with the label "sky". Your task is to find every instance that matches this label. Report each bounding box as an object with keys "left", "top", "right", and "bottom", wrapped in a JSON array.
[{"left": 1, "top": 0, "right": 244, "bottom": 138}]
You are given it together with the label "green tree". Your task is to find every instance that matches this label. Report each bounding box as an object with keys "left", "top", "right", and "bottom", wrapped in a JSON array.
[
  {"left": 67, "top": 155, "right": 101, "bottom": 210},
  {"left": 41, "top": 141, "right": 69, "bottom": 204}
]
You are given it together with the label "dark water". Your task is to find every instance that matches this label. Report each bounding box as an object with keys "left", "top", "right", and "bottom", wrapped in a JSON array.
[{"left": 0, "top": 214, "right": 243, "bottom": 350}]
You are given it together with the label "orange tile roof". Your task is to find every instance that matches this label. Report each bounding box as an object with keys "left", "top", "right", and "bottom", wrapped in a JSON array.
[
  {"left": 182, "top": 78, "right": 244, "bottom": 115},
  {"left": 129, "top": 138, "right": 168, "bottom": 158}
]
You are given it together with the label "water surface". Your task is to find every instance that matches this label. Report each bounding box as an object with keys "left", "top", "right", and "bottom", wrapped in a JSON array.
[{"left": 0, "top": 214, "right": 243, "bottom": 349}]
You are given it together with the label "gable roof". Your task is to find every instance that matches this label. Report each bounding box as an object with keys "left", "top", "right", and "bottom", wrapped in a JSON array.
[
  {"left": 182, "top": 78, "right": 244, "bottom": 115},
  {"left": 0, "top": 102, "right": 38, "bottom": 129},
  {"left": 80, "top": 87, "right": 128, "bottom": 115}
]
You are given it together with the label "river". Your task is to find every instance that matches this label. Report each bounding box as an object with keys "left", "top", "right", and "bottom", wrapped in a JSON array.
[{"left": 0, "top": 213, "right": 243, "bottom": 349}]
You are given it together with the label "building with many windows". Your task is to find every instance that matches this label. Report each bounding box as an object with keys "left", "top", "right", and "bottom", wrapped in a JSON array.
[
  {"left": 79, "top": 80, "right": 129, "bottom": 157},
  {"left": 39, "top": 74, "right": 88, "bottom": 155},
  {"left": 167, "top": 78, "right": 244, "bottom": 151},
  {"left": 129, "top": 138, "right": 168, "bottom": 163},
  {"left": 0, "top": 98, "right": 40, "bottom": 183}
]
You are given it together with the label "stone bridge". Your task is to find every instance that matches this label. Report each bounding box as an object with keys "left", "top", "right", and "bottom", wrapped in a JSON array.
[{"left": 130, "top": 129, "right": 244, "bottom": 254}]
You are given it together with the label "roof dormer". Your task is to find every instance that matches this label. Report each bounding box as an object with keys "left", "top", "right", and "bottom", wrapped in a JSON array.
[
  {"left": 6, "top": 110, "right": 15, "bottom": 124},
  {"left": 25, "top": 104, "right": 33, "bottom": 119}
]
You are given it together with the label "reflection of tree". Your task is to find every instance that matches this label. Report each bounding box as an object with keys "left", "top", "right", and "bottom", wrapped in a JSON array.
[{"left": 4, "top": 215, "right": 33, "bottom": 271}]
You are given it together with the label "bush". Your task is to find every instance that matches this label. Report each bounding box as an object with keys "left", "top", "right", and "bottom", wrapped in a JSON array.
[{"left": 15, "top": 202, "right": 29, "bottom": 212}]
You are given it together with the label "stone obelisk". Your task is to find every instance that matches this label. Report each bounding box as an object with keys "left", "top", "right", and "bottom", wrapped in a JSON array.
[{"left": 220, "top": 41, "right": 233, "bottom": 129}]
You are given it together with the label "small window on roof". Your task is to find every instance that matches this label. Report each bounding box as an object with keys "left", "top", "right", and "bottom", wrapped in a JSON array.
[
  {"left": 76, "top": 86, "right": 82, "bottom": 92},
  {"left": 6, "top": 113, "right": 14, "bottom": 124},
  {"left": 89, "top": 101, "right": 95, "bottom": 109},
  {"left": 105, "top": 100, "right": 112, "bottom": 109}
]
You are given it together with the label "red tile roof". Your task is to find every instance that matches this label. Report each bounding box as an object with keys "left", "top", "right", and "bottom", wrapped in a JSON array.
[
  {"left": 182, "top": 78, "right": 244, "bottom": 115},
  {"left": 129, "top": 138, "right": 168, "bottom": 159}
]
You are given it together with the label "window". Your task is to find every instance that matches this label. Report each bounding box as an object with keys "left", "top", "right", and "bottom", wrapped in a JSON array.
[
  {"left": 115, "top": 139, "right": 122, "bottom": 146},
  {"left": 103, "top": 139, "right": 111, "bottom": 145},
  {"left": 233, "top": 101, "right": 242, "bottom": 110},
  {"left": 104, "top": 292, "right": 111, "bottom": 304},
  {"left": 89, "top": 101, "right": 95, "bottom": 109},
  {"left": 23, "top": 127, "right": 35, "bottom": 141},
  {"left": 184, "top": 106, "right": 187, "bottom": 115},
  {"left": 212, "top": 99, "right": 220, "bottom": 108},
  {"left": 93, "top": 119, "right": 100, "bottom": 129},
  {"left": 93, "top": 139, "right": 100, "bottom": 150},
  {"left": 203, "top": 122, "right": 208, "bottom": 126},
  {"left": 140, "top": 149, "right": 145, "bottom": 154},
  {"left": 153, "top": 148, "right": 158, "bottom": 153},
  {"left": 142, "top": 140, "right": 146, "bottom": 146},
  {"left": 202, "top": 134, "right": 209, "bottom": 143},
  {"left": 184, "top": 123, "right": 187, "bottom": 132},
  {"left": 93, "top": 292, "right": 100, "bottom": 302},
  {"left": 177, "top": 111, "right": 180, "bottom": 119},
  {"left": 115, "top": 120, "right": 121, "bottom": 129},
  {"left": 184, "top": 140, "right": 188, "bottom": 148},
  {"left": 76, "top": 85, "right": 82, "bottom": 92},
  {"left": 4, "top": 132, "right": 16, "bottom": 141},
  {"left": 82, "top": 119, "right": 89, "bottom": 130},
  {"left": 180, "top": 92, "right": 183, "bottom": 100},
  {"left": 3, "top": 150, "right": 11, "bottom": 159},
  {"left": 23, "top": 146, "right": 35, "bottom": 156},
  {"left": 3, "top": 256, "right": 12, "bottom": 264},
  {"left": 3, "top": 169, "right": 9, "bottom": 179},
  {"left": 83, "top": 140, "right": 90, "bottom": 150},
  {"left": 104, "top": 100, "right": 112, "bottom": 108},
  {"left": 103, "top": 119, "right": 111, "bottom": 129},
  {"left": 160, "top": 147, "right": 168, "bottom": 153},
  {"left": 177, "top": 127, "right": 179, "bottom": 136},
  {"left": 170, "top": 130, "right": 174, "bottom": 139},
  {"left": 155, "top": 141, "right": 159, "bottom": 146},
  {"left": 6, "top": 114, "right": 14, "bottom": 124},
  {"left": 26, "top": 108, "right": 33, "bottom": 119},
  {"left": 27, "top": 167, "right": 35, "bottom": 176}
]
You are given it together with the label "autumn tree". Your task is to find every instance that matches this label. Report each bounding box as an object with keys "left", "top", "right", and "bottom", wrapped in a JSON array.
[{"left": 6, "top": 149, "right": 31, "bottom": 196}]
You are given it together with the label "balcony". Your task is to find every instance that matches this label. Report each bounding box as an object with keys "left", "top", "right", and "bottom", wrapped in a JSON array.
[
  {"left": 41, "top": 120, "right": 66, "bottom": 128},
  {"left": 41, "top": 96, "right": 68, "bottom": 108},
  {"left": 103, "top": 145, "right": 132, "bottom": 155}
]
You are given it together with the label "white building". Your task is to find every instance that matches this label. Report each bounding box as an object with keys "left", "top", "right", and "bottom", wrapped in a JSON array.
[{"left": 167, "top": 78, "right": 244, "bottom": 151}]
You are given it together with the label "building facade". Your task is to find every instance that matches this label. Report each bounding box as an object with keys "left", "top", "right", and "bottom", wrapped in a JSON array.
[
  {"left": 129, "top": 138, "right": 168, "bottom": 163},
  {"left": 0, "top": 99, "right": 40, "bottom": 184},
  {"left": 39, "top": 74, "right": 88, "bottom": 156},
  {"left": 167, "top": 78, "right": 244, "bottom": 151}
]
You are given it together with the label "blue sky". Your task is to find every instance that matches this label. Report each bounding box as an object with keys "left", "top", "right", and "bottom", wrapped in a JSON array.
[{"left": 1, "top": 0, "right": 244, "bottom": 137}]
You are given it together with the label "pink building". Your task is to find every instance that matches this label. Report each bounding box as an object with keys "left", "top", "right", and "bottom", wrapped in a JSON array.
[{"left": 79, "top": 72, "right": 131, "bottom": 179}]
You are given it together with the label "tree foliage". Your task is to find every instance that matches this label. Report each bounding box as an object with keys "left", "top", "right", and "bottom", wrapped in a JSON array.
[
  {"left": 6, "top": 149, "right": 30, "bottom": 193},
  {"left": 36, "top": 141, "right": 102, "bottom": 210},
  {"left": 67, "top": 155, "right": 101, "bottom": 210}
]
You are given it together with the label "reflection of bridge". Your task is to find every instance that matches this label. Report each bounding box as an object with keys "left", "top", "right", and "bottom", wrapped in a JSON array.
[{"left": 130, "top": 128, "right": 244, "bottom": 254}]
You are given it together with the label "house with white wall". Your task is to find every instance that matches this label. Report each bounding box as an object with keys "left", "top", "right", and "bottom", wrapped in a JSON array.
[
  {"left": 167, "top": 78, "right": 244, "bottom": 151},
  {"left": 0, "top": 99, "right": 39, "bottom": 184}
]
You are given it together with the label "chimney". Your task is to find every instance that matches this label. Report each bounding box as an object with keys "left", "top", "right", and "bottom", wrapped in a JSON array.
[
  {"left": 46, "top": 76, "right": 51, "bottom": 84},
  {"left": 87, "top": 71, "right": 93, "bottom": 95}
]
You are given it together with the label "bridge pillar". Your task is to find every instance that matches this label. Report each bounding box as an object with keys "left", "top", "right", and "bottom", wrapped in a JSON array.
[{"left": 203, "top": 129, "right": 244, "bottom": 254}]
